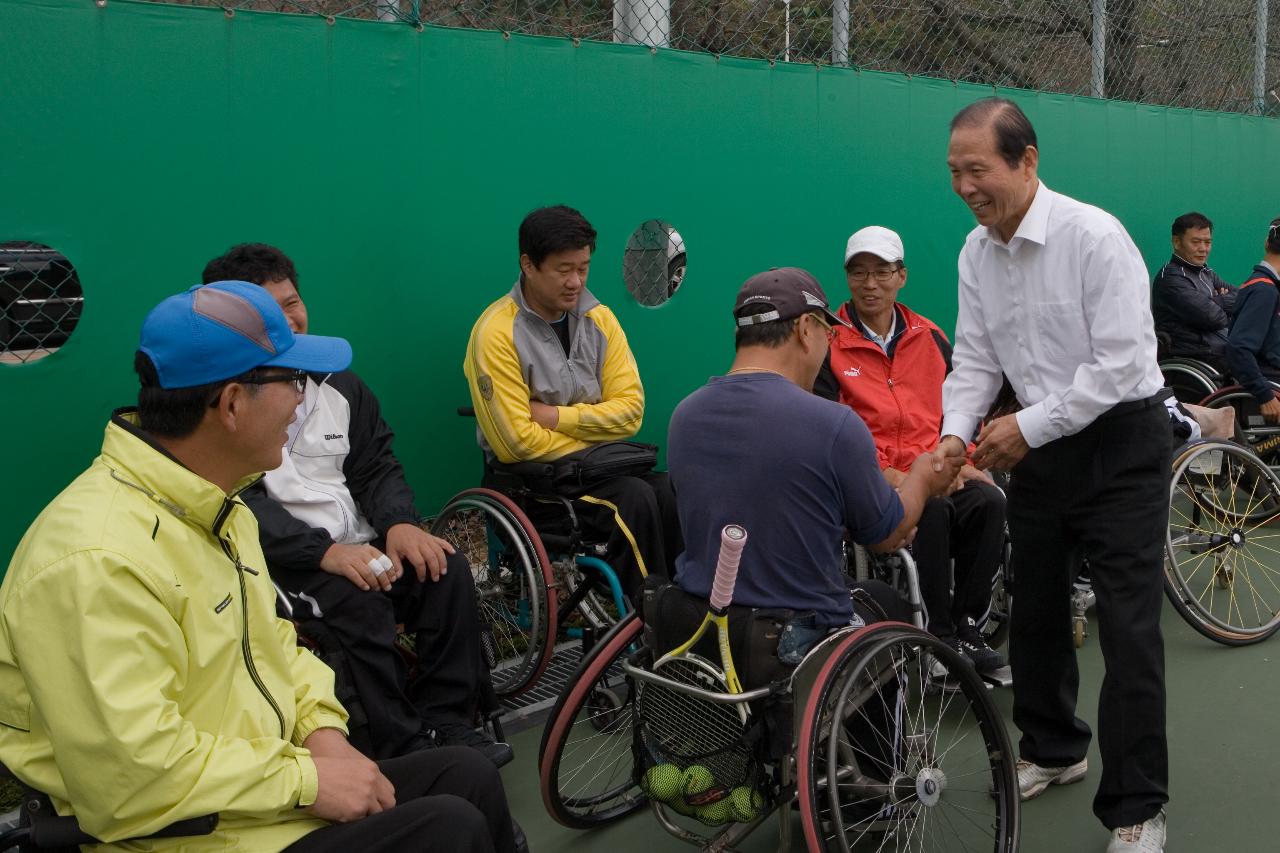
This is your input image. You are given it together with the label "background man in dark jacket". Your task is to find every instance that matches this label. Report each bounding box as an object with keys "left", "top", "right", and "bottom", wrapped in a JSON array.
[{"left": 1151, "top": 211, "right": 1236, "bottom": 370}]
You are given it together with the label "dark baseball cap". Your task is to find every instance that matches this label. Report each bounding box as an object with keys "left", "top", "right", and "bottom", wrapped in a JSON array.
[{"left": 733, "top": 267, "right": 851, "bottom": 329}]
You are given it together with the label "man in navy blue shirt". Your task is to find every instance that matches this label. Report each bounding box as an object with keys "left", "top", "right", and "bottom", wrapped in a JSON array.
[
  {"left": 1226, "top": 217, "right": 1280, "bottom": 423},
  {"left": 667, "top": 267, "right": 959, "bottom": 629}
]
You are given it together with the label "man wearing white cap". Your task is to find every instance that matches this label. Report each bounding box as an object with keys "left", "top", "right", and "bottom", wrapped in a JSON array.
[{"left": 814, "top": 226, "right": 1007, "bottom": 675}]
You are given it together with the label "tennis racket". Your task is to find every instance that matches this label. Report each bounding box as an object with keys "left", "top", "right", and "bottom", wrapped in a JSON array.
[
  {"left": 639, "top": 525, "right": 752, "bottom": 809},
  {"left": 653, "top": 523, "right": 749, "bottom": 693}
]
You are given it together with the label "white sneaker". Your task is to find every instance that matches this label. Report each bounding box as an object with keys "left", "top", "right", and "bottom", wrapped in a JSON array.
[
  {"left": 1107, "top": 809, "right": 1166, "bottom": 853},
  {"left": 1016, "top": 757, "right": 1087, "bottom": 801}
]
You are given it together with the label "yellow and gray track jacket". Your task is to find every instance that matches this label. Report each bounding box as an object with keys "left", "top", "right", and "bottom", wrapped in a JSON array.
[
  {"left": 0, "top": 410, "right": 348, "bottom": 852},
  {"left": 464, "top": 282, "right": 645, "bottom": 463}
]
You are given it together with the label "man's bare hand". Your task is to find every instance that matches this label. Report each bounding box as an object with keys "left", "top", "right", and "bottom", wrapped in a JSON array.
[
  {"left": 303, "top": 727, "right": 358, "bottom": 759},
  {"left": 973, "top": 415, "right": 1030, "bottom": 471},
  {"left": 958, "top": 463, "right": 994, "bottom": 486},
  {"left": 932, "top": 435, "right": 967, "bottom": 471},
  {"left": 1262, "top": 395, "right": 1280, "bottom": 424},
  {"left": 320, "top": 543, "right": 398, "bottom": 592},
  {"left": 909, "top": 451, "right": 962, "bottom": 497},
  {"left": 530, "top": 400, "right": 560, "bottom": 429},
  {"left": 308, "top": 753, "right": 395, "bottom": 823},
  {"left": 385, "top": 523, "right": 455, "bottom": 583}
]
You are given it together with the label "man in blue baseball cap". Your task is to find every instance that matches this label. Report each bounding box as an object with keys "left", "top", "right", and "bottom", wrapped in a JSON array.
[{"left": 0, "top": 281, "right": 520, "bottom": 852}]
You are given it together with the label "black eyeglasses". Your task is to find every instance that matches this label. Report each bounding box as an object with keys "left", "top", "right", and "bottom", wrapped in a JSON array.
[
  {"left": 241, "top": 369, "right": 308, "bottom": 395},
  {"left": 207, "top": 369, "right": 308, "bottom": 408}
]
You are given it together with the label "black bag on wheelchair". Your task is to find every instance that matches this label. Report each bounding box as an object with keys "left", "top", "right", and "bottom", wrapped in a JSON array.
[{"left": 551, "top": 441, "right": 658, "bottom": 491}]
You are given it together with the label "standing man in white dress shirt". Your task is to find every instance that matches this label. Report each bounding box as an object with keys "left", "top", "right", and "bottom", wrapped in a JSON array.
[{"left": 934, "top": 98, "right": 1170, "bottom": 853}]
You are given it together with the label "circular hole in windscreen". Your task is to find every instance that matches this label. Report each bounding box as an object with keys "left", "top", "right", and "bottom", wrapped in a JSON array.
[
  {"left": 1, "top": 241, "right": 84, "bottom": 365},
  {"left": 623, "top": 220, "right": 686, "bottom": 307}
]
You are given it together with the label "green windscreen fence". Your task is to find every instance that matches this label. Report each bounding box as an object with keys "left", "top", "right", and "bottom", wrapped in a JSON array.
[{"left": 2, "top": 0, "right": 1278, "bottom": 566}]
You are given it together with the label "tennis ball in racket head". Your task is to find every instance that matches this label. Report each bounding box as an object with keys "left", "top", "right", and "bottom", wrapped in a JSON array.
[
  {"left": 643, "top": 763, "right": 682, "bottom": 801},
  {"left": 681, "top": 764, "right": 715, "bottom": 796},
  {"left": 695, "top": 798, "right": 732, "bottom": 825},
  {"left": 728, "top": 786, "right": 764, "bottom": 822}
]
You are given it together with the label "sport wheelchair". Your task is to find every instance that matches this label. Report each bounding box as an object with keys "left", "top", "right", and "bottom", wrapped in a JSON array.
[
  {"left": 433, "top": 409, "right": 632, "bottom": 699},
  {"left": 537, "top": 554, "right": 1020, "bottom": 852},
  {"left": 1164, "top": 437, "right": 1280, "bottom": 645}
]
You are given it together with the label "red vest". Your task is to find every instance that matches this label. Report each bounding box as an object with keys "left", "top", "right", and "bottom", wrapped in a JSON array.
[{"left": 829, "top": 302, "right": 949, "bottom": 473}]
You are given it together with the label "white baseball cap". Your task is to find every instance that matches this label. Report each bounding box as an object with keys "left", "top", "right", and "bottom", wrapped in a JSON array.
[{"left": 844, "top": 226, "right": 905, "bottom": 266}]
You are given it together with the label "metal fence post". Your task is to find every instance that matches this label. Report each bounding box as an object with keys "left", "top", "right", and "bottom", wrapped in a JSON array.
[
  {"left": 614, "top": 0, "right": 669, "bottom": 46},
  {"left": 1091, "top": 0, "right": 1106, "bottom": 99},
  {"left": 832, "top": 0, "right": 850, "bottom": 66},
  {"left": 1255, "top": 0, "right": 1268, "bottom": 114}
]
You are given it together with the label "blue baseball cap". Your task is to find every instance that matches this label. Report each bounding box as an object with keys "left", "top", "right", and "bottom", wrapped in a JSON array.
[{"left": 139, "top": 281, "right": 353, "bottom": 389}]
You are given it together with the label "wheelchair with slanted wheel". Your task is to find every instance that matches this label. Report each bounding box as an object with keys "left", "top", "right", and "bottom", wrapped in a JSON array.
[
  {"left": 537, "top": 547, "right": 1020, "bottom": 852},
  {"left": 430, "top": 408, "right": 631, "bottom": 698},
  {"left": 1164, "top": 436, "right": 1280, "bottom": 645}
]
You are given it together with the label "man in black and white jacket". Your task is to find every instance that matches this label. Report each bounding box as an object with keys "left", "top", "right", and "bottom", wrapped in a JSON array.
[{"left": 203, "top": 244, "right": 510, "bottom": 767}]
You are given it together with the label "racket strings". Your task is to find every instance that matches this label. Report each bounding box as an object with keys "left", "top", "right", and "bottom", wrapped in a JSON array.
[{"left": 636, "top": 658, "right": 755, "bottom": 793}]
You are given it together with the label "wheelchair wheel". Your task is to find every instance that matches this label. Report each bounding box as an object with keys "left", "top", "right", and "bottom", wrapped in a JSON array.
[
  {"left": 1165, "top": 440, "right": 1280, "bottom": 646},
  {"left": 1201, "top": 386, "right": 1280, "bottom": 467},
  {"left": 538, "top": 612, "right": 646, "bottom": 829},
  {"left": 560, "top": 557, "right": 625, "bottom": 632},
  {"left": 431, "top": 488, "right": 556, "bottom": 697},
  {"left": 797, "top": 625, "right": 1019, "bottom": 852},
  {"left": 1159, "top": 359, "right": 1221, "bottom": 405}
]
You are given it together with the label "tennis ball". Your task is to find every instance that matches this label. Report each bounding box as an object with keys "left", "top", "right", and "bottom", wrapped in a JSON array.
[
  {"left": 682, "top": 764, "right": 715, "bottom": 796},
  {"left": 728, "top": 786, "right": 764, "bottom": 822},
  {"left": 643, "top": 763, "right": 682, "bottom": 801},
  {"left": 669, "top": 797, "right": 696, "bottom": 816},
  {"left": 695, "top": 798, "right": 732, "bottom": 825}
]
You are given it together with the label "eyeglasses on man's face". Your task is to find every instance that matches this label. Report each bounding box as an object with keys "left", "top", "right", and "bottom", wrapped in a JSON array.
[
  {"left": 242, "top": 369, "right": 309, "bottom": 396},
  {"left": 846, "top": 266, "right": 902, "bottom": 283},
  {"left": 808, "top": 312, "right": 837, "bottom": 341},
  {"left": 208, "top": 369, "right": 308, "bottom": 408}
]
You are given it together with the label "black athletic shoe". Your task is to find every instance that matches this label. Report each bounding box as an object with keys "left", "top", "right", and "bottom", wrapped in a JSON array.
[
  {"left": 423, "top": 718, "right": 515, "bottom": 768},
  {"left": 954, "top": 618, "right": 1006, "bottom": 675}
]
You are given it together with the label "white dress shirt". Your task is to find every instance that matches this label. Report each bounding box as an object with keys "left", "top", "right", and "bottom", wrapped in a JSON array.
[{"left": 941, "top": 182, "right": 1164, "bottom": 448}]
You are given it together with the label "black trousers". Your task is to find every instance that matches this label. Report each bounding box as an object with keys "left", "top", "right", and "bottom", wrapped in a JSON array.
[
  {"left": 275, "top": 549, "right": 484, "bottom": 759},
  {"left": 282, "top": 747, "right": 517, "bottom": 853},
  {"left": 567, "top": 471, "right": 682, "bottom": 603},
  {"left": 1006, "top": 398, "right": 1171, "bottom": 829},
  {"left": 911, "top": 480, "right": 1006, "bottom": 639}
]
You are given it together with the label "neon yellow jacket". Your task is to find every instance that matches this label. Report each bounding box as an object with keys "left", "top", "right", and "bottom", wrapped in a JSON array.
[
  {"left": 464, "top": 283, "right": 645, "bottom": 463},
  {"left": 0, "top": 411, "right": 348, "bottom": 852}
]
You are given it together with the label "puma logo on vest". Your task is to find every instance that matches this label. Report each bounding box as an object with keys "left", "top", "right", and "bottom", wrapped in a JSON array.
[{"left": 842, "top": 366, "right": 862, "bottom": 377}]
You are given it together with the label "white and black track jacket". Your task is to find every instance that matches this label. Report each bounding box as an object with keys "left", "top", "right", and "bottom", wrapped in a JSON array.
[{"left": 243, "top": 371, "right": 419, "bottom": 572}]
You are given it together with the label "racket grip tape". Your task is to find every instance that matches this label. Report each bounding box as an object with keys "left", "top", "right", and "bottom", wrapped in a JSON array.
[{"left": 709, "top": 524, "right": 747, "bottom": 613}]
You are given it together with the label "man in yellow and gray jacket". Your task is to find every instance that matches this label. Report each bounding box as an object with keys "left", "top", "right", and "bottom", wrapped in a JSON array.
[
  {"left": 0, "top": 281, "right": 518, "bottom": 853},
  {"left": 464, "top": 205, "right": 680, "bottom": 600}
]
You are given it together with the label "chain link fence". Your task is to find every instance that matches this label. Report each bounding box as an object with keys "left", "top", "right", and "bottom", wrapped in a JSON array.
[
  {"left": 148, "top": 0, "right": 1280, "bottom": 115},
  {"left": 0, "top": 243, "right": 84, "bottom": 363}
]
